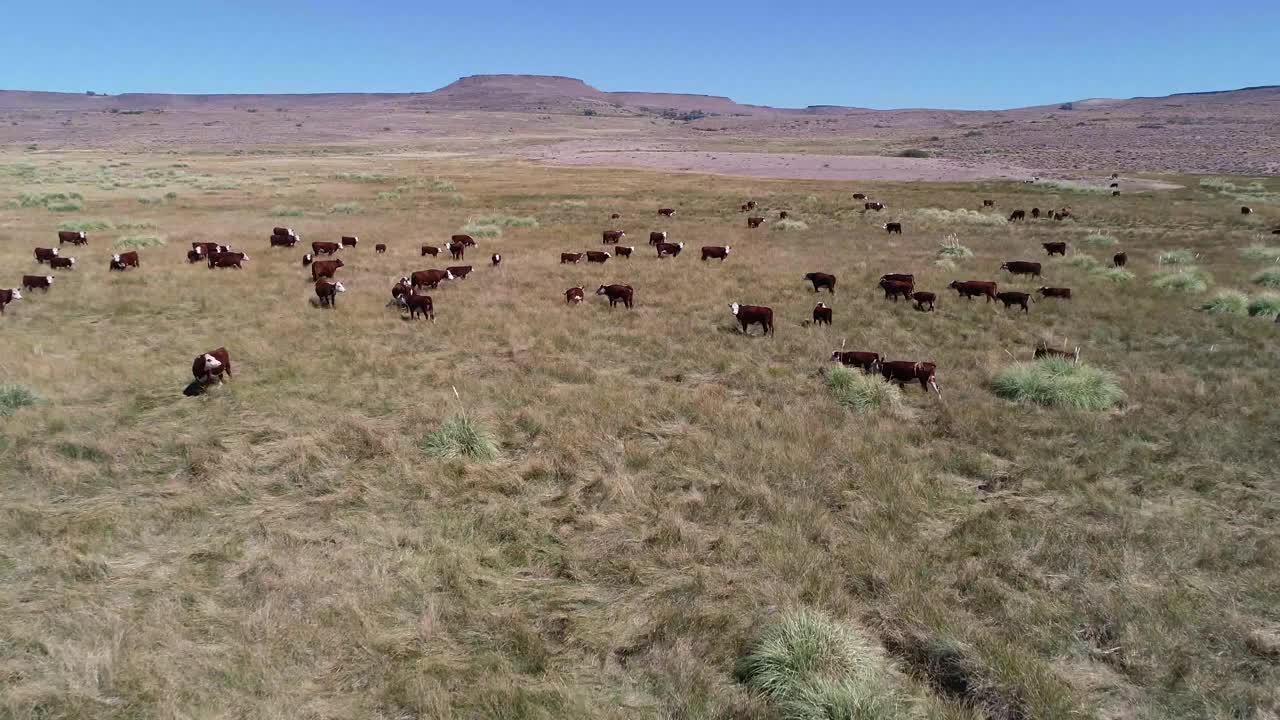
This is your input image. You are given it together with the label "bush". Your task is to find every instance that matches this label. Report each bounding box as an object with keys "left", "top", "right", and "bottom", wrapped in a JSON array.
[
  {"left": 826, "top": 367, "right": 901, "bottom": 413},
  {"left": 46, "top": 198, "right": 83, "bottom": 212},
  {"left": 773, "top": 219, "right": 809, "bottom": 231},
  {"left": 329, "top": 202, "right": 363, "bottom": 215},
  {"left": 270, "top": 205, "right": 304, "bottom": 217},
  {"left": 1198, "top": 290, "right": 1249, "bottom": 315},
  {"left": 422, "top": 414, "right": 499, "bottom": 461},
  {"left": 460, "top": 222, "right": 501, "bottom": 238},
  {"left": 1067, "top": 255, "right": 1100, "bottom": 270},
  {"left": 476, "top": 214, "right": 538, "bottom": 228},
  {"left": 738, "top": 609, "right": 912, "bottom": 720},
  {"left": 933, "top": 259, "right": 957, "bottom": 270},
  {"left": 13, "top": 191, "right": 83, "bottom": 209},
  {"left": 138, "top": 196, "right": 163, "bottom": 205},
  {"left": 59, "top": 219, "right": 113, "bottom": 232},
  {"left": 1083, "top": 233, "right": 1118, "bottom": 247},
  {"left": 114, "top": 234, "right": 165, "bottom": 250},
  {"left": 1240, "top": 245, "right": 1280, "bottom": 262},
  {"left": 1247, "top": 294, "right": 1280, "bottom": 318},
  {"left": 897, "top": 148, "right": 932, "bottom": 158},
  {"left": 1156, "top": 249, "right": 1196, "bottom": 265},
  {"left": 1252, "top": 269, "right": 1280, "bottom": 288},
  {"left": 429, "top": 177, "right": 456, "bottom": 192},
  {"left": 937, "top": 235, "right": 973, "bottom": 258},
  {"left": 446, "top": 193, "right": 465, "bottom": 206},
  {"left": 376, "top": 191, "right": 401, "bottom": 202},
  {"left": 915, "top": 208, "right": 1007, "bottom": 226},
  {"left": 0, "top": 385, "right": 39, "bottom": 416},
  {"left": 1094, "top": 268, "right": 1135, "bottom": 283},
  {"left": 1153, "top": 268, "right": 1211, "bottom": 294},
  {"left": 992, "top": 359, "right": 1125, "bottom": 410}
]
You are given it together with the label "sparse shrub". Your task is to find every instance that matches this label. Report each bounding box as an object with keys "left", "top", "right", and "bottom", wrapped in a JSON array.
[
  {"left": 446, "top": 193, "right": 465, "bottom": 206},
  {"left": 826, "top": 368, "right": 901, "bottom": 413},
  {"left": 164, "top": 191, "right": 179, "bottom": 200},
  {"left": 1240, "top": 245, "right": 1280, "bottom": 262},
  {"left": 773, "top": 219, "right": 809, "bottom": 231},
  {"left": 329, "top": 202, "right": 363, "bottom": 215},
  {"left": 46, "top": 198, "right": 83, "bottom": 212},
  {"left": 1251, "top": 269, "right": 1280, "bottom": 288},
  {"left": 992, "top": 359, "right": 1125, "bottom": 410},
  {"left": 429, "top": 177, "right": 456, "bottom": 192},
  {"left": 1156, "top": 249, "right": 1196, "bottom": 265},
  {"left": 376, "top": 191, "right": 401, "bottom": 202},
  {"left": 59, "top": 219, "right": 113, "bottom": 232},
  {"left": 897, "top": 148, "right": 932, "bottom": 158},
  {"left": 934, "top": 258, "right": 956, "bottom": 270},
  {"left": 1067, "top": 255, "right": 1100, "bottom": 270},
  {"left": 1083, "top": 233, "right": 1118, "bottom": 247},
  {"left": 937, "top": 234, "right": 973, "bottom": 258},
  {"left": 0, "top": 385, "right": 39, "bottom": 416},
  {"left": 114, "top": 234, "right": 165, "bottom": 250},
  {"left": 476, "top": 214, "right": 538, "bottom": 228},
  {"left": 1153, "top": 267, "right": 1211, "bottom": 294},
  {"left": 1094, "top": 267, "right": 1134, "bottom": 282},
  {"left": 15, "top": 191, "right": 84, "bottom": 212},
  {"left": 914, "top": 208, "right": 1007, "bottom": 226},
  {"left": 270, "top": 205, "right": 304, "bottom": 217},
  {"left": 460, "top": 221, "right": 501, "bottom": 238},
  {"left": 1247, "top": 294, "right": 1280, "bottom": 317},
  {"left": 422, "top": 414, "right": 499, "bottom": 461},
  {"left": 1198, "top": 290, "right": 1249, "bottom": 315},
  {"left": 138, "top": 196, "right": 163, "bottom": 205}
]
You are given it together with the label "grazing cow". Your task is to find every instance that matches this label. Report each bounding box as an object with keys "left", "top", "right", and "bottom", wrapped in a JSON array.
[
  {"left": 565, "top": 286, "right": 586, "bottom": 304},
  {"left": 410, "top": 268, "right": 452, "bottom": 290},
  {"left": 301, "top": 253, "right": 314, "bottom": 266},
  {"left": 421, "top": 245, "right": 442, "bottom": 256},
  {"left": 880, "top": 273, "right": 914, "bottom": 286},
  {"left": 746, "top": 200, "right": 757, "bottom": 210},
  {"left": 912, "top": 291, "right": 936, "bottom": 312},
  {"left": 451, "top": 235, "right": 477, "bottom": 247},
  {"left": 375, "top": 243, "right": 387, "bottom": 254},
  {"left": 311, "top": 258, "right": 344, "bottom": 280},
  {"left": 560, "top": 252, "right": 584, "bottom": 264},
  {"left": 982, "top": 199, "right": 995, "bottom": 207},
  {"left": 312, "top": 241, "right": 341, "bottom": 256},
  {"left": 34, "top": 247, "right": 59, "bottom": 264},
  {"left": 1009, "top": 210, "right": 1026, "bottom": 222},
  {"left": 729, "top": 303, "right": 774, "bottom": 336},
  {"left": 272, "top": 227, "right": 296, "bottom": 238},
  {"left": 658, "top": 208, "right": 676, "bottom": 217},
  {"left": 1242, "top": 206, "right": 1253, "bottom": 215},
  {"left": 190, "top": 347, "right": 232, "bottom": 389},
  {"left": 405, "top": 293, "right": 434, "bottom": 321},
  {"left": 1042, "top": 242, "right": 1067, "bottom": 256},
  {"left": 656, "top": 241, "right": 684, "bottom": 258},
  {"left": 700, "top": 245, "right": 731, "bottom": 261},
  {"left": 1000, "top": 261, "right": 1042, "bottom": 278},
  {"left": 391, "top": 278, "right": 412, "bottom": 306},
  {"left": 740, "top": 204, "right": 750, "bottom": 212},
  {"left": 615, "top": 246, "right": 634, "bottom": 258},
  {"left": 315, "top": 279, "right": 346, "bottom": 308},
  {"left": 208, "top": 251, "right": 248, "bottom": 269},
  {"left": 883, "top": 222, "right": 902, "bottom": 234},
  {"left": 995, "top": 291, "right": 1032, "bottom": 313},
  {"left": 948, "top": 280, "right": 998, "bottom": 301},
  {"left": 880, "top": 360, "right": 941, "bottom": 398},
  {"left": 865, "top": 202, "right": 885, "bottom": 211},
  {"left": 610, "top": 213, "right": 621, "bottom": 220},
  {"left": 831, "top": 350, "right": 880, "bottom": 373},
  {"left": 1054, "top": 211, "right": 1070, "bottom": 221},
  {"left": 270, "top": 233, "right": 297, "bottom": 247},
  {"left": 1037, "top": 286, "right": 1072, "bottom": 300},
  {"left": 110, "top": 251, "right": 140, "bottom": 271},
  {"left": 812, "top": 302, "right": 832, "bottom": 325},
  {"left": 1112, "top": 190, "right": 1121, "bottom": 197},
  {"left": 805, "top": 272, "right": 836, "bottom": 293},
  {"left": 779, "top": 210, "right": 789, "bottom": 219},
  {"left": 448, "top": 242, "right": 466, "bottom": 260},
  {"left": 603, "top": 230, "right": 626, "bottom": 244},
  {"left": 879, "top": 278, "right": 913, "bottom": 301},
  {"left": 49, "top": 256, "right": 75, "bottom": 270},
  {"left": 596, "top": 283, "right": 634, "bottom": 309},
  {"left": 491, "top": 253, "right": 502, "bottom": 266},
  {"left": 22, "top": 275, "right": 53, "bottom": 291},
  {"left": 58, "top": 230, "right": 87, "bottom": 245},
  {"left": 747, "top": 216, "right": 766, "bottom": 228},
  {"left": 341, "top": 235, "right": 359, "bottom": 247},
  {"left": 187, "top": 249, "right": 205, "bottom": 263},
  {"left": 586, "top": 251, "right": 611, "bottom": 263},
  {"left": 852, "top": 193, "right": 867, "bottom": 200},
  {"left": 649, "top": 231, "right": 668, "bottom": 245},
  {"left": 193, "top": 242, "right": 227, "bottom": 255},
  {"left": 1031, "top": 208, "right": 1041, "bottom": 219},
  {"left": 1112, "top": 252, "right": 1128, "bottom": 268},
  {"left": 0, "top": 288, "right": 22, "bottom": 314},
  {"left": 1035, "top": 344, "right": 1079, "bottom": 362},
  {"left": 446, "top": 265, "right": 473, "bottom": 279}
]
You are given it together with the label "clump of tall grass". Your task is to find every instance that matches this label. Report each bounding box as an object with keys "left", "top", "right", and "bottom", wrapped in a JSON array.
[
  {"left": 460, "top": 221, "right": 501, "bottom": 238},
  {"left": 1066, "top": 254, "right": 1100, "bottom": 270},
  {"left": 1240, "top": 245, "right": 1280, "bottom": 262},
  {"left": 446, "top": 193, "right": 465, "bottom": 206},
  {"left": 46, "top": 197, "right": 84, "bottom": 212},
  {"left": 826, "top": 367, "right": 901, "bottom": 413},
  {"left": 13, "top": 191, "right": 83, "bottom": 209},
  {"left": 0, "top": 385, "right": 39, "bottom": 417},
  {"left": 329, "top": 202, "right": 363, "bottom": 215},
  {"left": 1156, "top": 249, "right": 1197, "bottom": 265},
  {"left": 58, "top": 219, "right": 113, "bottom": 232},
  {"left": 117, "top": 221, "right": 157, "bottom": 230},
  {"left": 1094, "top": 268, "right": 1135, "bottom": 283},
  {"left": 114, "top": 235, "right": 165, "bottom": 250},
  {"left": 138, "top": 196, "right": 164, "bottom": 205},
  {"left": 992, "top": 359, "right": 1125, "bottom": 410},
  {"left": 375, "top": 191, "right": 401, "bottom": 202},
  {"left": 476, "top": 214, "right": 538, "bottom": 228},
  {"left": 1247, "top": 294, "right": 1280, "bottom": 317},
  {"left": 773, "top": 218, "right": 809, "bottom": 231},
  {"left": 1033, "top": 179, "right": 1111, "bottom": 194},
  {"left": 1152, "top": 268, "right": 1211, "bottom": 294},
  {"left": 270, "top": 205, "right": 304, "bottom": 217},
  {"left": 934, "top": 258, "right": 957, "bottom": 270},
  {"left": 937, "top": 234, "right": 973, "bottom": 258},
  {"left": 1083, "top": 233, "right": 1118, "bottom": 247},
  {"left": 332, "top": 172, "right": 394, "bottom": 183},
  {"left": 915, "top": 208, "right": 1007, "bottom": 226},
  {"left": 1251, "top": 269, "right": 1280, "bottom": 288},
  {"left": 1197, "top": 291, "right": 1249, "bottom": 315},
  {"left": 1200, "top": 177, "right": 1280, "bottom": 204},
  {"left": 737, "top": 608, "right": 913, "bottom": 720},
  {"left": 429, "top": 177, "right": 456, "bottom": 192},
  {"left": 421, "top": 414, "right": 499, "bottom": 461}
]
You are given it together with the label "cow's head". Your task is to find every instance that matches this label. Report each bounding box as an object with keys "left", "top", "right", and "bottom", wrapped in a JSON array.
[
  {"left": 68, "top": 258, "right": 75, "bottom": 266},
  {"left": 46, "top": 276, "right": 53, "bottom": 284},
  {"left": 595, "top": 285, "right": 608, "bottom": 295},
  {"left": 602, "top": 252, "right": 610, "bottom": 258},
  {"left": 334, "top": 282, "right": 346, "bottom": 293},
  {"left": 816, "top": 302, "right": 828, "bottom": 310},
  {"left": 729, "top": 302, "right": 740, "bottom": 316},
  {"left": 947, "top": 281, "right": 959, "bottom": 289},
  {"left": 830, "top": 351, "right": 843, "bottom": 361},
  {"left": 9, "top": 289, "right": 22, "bottom": 301},
  {"left": 445, "top": 270, "right": 455, "bottom": 280},
  {"left": 677, "top": 242, "right": 684, "bottom": 249},
  {"left": 112, "top": 254, "right": 121, "bottom": 263},
  {"left": 202, "top": 353, "right": 222, "bottom": 372},
  {"left": 724, "top": 246, "right": 731, "bottom": 254},
  {"left": 999, "top": 263, "right": 1010, "bottom": 271}
]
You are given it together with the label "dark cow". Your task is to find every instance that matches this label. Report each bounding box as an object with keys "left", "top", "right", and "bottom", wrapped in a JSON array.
[
  {"left": 656, "top": 242, "right": 684, "bottom": 258},
  {"left": 375, "top": 243, "right": 387, "bottom": 254},
  {"left": 779, "top": 210, "right": 789, "bottom": 219},
  {"left": 596, "top": 284, "right": 634, "bottom": 309},
  {"left": 565, "top": 286, "right": 585, "bottom": 304},
  {"left": 34, "top": 247, "right": 59, "bottom": 264},
  {"left": 188, "top": 347, "right": 232, "bottom": 395},
  {"left": 446, "top": 265, "right": 473, "bottom": 279},
  {"left": 1112, "top": 190, "right": 1121, "bottom": 197},
  {"left": 729, "top": 303, "right": 774, "bottom": 336},
  {"left": 948, "top": 280, "right": 998, "bottom": 301},
  {"left": 865, "top": 202, "right": 885, "bottom": 211},
  {"left": 615, "top": 246, "right": 634, "bottom": 258},
  {"left": 390, "top": 278, "right": 412, "bottom": 306},
  {"left": 610, "top": 213, "right": 621, "bottom": 220},
  {"left": 1042, "top": 242, "right": 1067, "bottom": 256},
  {"left": 451, "top": 235, "right": 477, "bottom": 247},
  {"left": 270, "top": 233, "right": 297, "bottom": 247},
  {"left": 880, "top": 361, "right": 941, "bottom": 398},
  {"left": 1000, "top": 261, "right": 1042, "bottom": 278},
  {"left": 995, "top": 291, "right": 1032, "bottom": 313},
  {"left": 740, "top": 203, "right": 750, "bottom": 212},
  {"left": 0, "top": 287, "right": 21, "bottom": 314},
  {"left": 110, "top": 251, "right": 140, "bottom": 271},
  {"left": 1031, "top": 208, "right": 1041, "bottom": 219},
  {"left": 410, "top": 268, "right": 453, "bottom": 290},
  {"left": 421, "top": 245, "right": 442, "bottom": 256},
  {"left": 315, "top": 279, "right": 346, "bottom": 308},
  {"left": 812, "top": 302, "right": 832, "bottom": 325},
  {"left": 312, "top": 241, "right": 340, "bottom": 256},
  {"left": 404, "top": 293, "right": 435, "bottom": 321},
  {"left": 649, "top": 231, "right": 668, "bottom": 245},
  {"left": 603, "top": 230, "right": 626, "bottom": 244},
  {"left": 880, "top": 273, "right": 914, "bottom": 286},
  {"left": 301, "top": 253, "right": 314, "bottom": 266},
  {"left": 58, "top": 230, "right": 87, "bottom": 245},
  {"left": 1054, "top": 211, "right": 1070, "bottom": 221},
  {"left": 831, "top": 350, "right": 880, "bottom": 373},
  {"left": 1110, "top": 182, "right": 1119, "bottom": 189},
  {"left": 1036, "top": 286, "right": 1072, "bottom": 300},
  {"left": 852, "top": 193, "right": 867, "bottom": 200},
  {"left": 311, "top": 258, "right": 344, "bottom": 280},
  {"left": 1241, "top": 206, "right": 1253, "bottom": 215},
  {"left": 448, "top": 242, "right": 466, "bottom": 260},
  {"left": 193, "top": 242, "right": 227, "bottom": 255},
  {"left": 341, "top": 235, "right": 359, "bottom": 247},
  {"left": 208, "top": 251, "right": 248, "bottom": 269},
  {"left": 49, "top": 256, "right": 75, "bottom": 270},
  {"left": 879, "top": 278, "right": 913, "bottom": 301},
  {"left": 586, "top": 251, "right": 611, "bottom": 263},
  {"left": 805, "top": 272, "right": 836, "bottom": 293},
  {"left": 700, "top": 245, "right": 731, "bottom": 261},
  {"left": 883, "top": 222, "right": 902, "bottom": 234},
  {"left": 1009, "top": 210, "right": 1026, "bottom": 222},
  {"left": 491, "top": 253, "right": 502, "bottom": 266},
  {"left": 22, "top": 275, "right": 53, "bottom": 291},
  {"left": 982, "top": 199, "right": 995, "bottom": 207},
  {"left": 747, "top": 217, "right": 766, "bottom": 228},
  {"left": 561, "top": 252, "right": 584, "bottom": 264},
  {"left": 187, "top": 249, "right": 205, "bottom": 263},
  {"left": 1112, "top": 252, "right": 1128, "bottom": 268},
  {"left": 658, "top": 208, "right": 676, "bottom": 217},
  {"left": 913, "top": 292, "right": 937, "bottom": 311},
  {"left": 745, "top": 200, "right": 757, "bottom": 210},
  {"left": 272, "top": 227, "right": 296, "bottom": 238}
]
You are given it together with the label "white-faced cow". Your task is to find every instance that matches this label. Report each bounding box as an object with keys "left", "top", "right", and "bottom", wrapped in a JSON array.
[{"left": 729, "top": 303, "right": 774, "bottom": 336}]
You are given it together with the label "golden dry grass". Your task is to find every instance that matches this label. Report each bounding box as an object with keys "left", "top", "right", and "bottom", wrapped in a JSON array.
[{"left": 2, "top": 151, "right": 1279, "bottom": 719}]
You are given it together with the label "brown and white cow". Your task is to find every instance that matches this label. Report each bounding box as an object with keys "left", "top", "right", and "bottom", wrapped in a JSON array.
[
  {"left": 21, "top": 275, "right": 53, "bottom": 291},
  {"left": 615, "top": 246, "right": 634, "bottom": 258},
  {"left": 1242, "top": 206, "right": 1253, "bottom": 215},
  {"left": 565, "top": 286, "right": 586, "bottom": 304},
  {"left": 880, "top": 273, "right": 914, "bottom": 287},
  {"left": 879, "top": 278, "right": 913, "bottom": 301},
  {"left": 586, "top": 251, "right": 611, "bottom": 263},
  {"left": 982, "top": 199, "right": 995, "bottom": 207},
  {"left": 448, "top": 242, "right": 466, "bottom": 260},
  {"left": 1000, "top": 261, "right": 1042, "bottom": 278},
  {"left": 446, "top": 265, "right": 473, "bottom": 279},
  {"left": 603, "top": 230, "right": 626, "bottom": 244},
  {"left": 883, "top": 222, "right": 903, "bottom": 234},
  {"left": 491, "top": 253, "right": 502, "bottom": 266},
  {"left": 187, "top": 249, "right": 206, "bottom": 263},
  {"left": 301, "top": 253, "right": 314, "bottom": 266},
  {"left": 189, "top": 347, "right": 232, "bottom": 391},
  {"left": 880, "top": 360, "right": 941, "bottom": 398},
  {"left": 812, "top": 302, "right": 832, "bottom": 325},
  {"left": 49, "top": 256, "right": 75, "bottom": 270},
  {"left": 729, "top": 303, "right": 774, "bottom": 336},
  {"left": 831, "top": 350, "right": 880, "bottom": 373},
  {"left": 747, "top": 216, "right": 766, "bottom": 228},
  {"left": 656, "top": 242, "right": 684, "bottom": 258},
  {"left": 805, "top": 272, "right": 836, "bottom": 293},
  {"left": 193, "top": 242, "right": 227, "bottom": 255},
  {"left": 208, "top": 251, "right": 248, "bottom": 269},
  {"left": 421, "top": 245, "right": 443, "bottom": 257},
  {"left": 658, "top": 208, "right": 676, "bottom": 217},
  {"left": 272, "top": 227, "right": 296, "bottom": 238},
  {"left": 648, "top": 231, "right": 668, "bottom": 245},
  {"left": 948, "top": 280, "right": 998, "bottom": 301},
  {"left": 560, "top": 252, "right": 584, "bottom": 264},
  {"left": 390, "top": 277, "right": 412, "bottom": 307},
  {"left": 451, "top": 234, "right": 477, "bottom": 247},
  {"left": 312, "top": 241, "right": 341, "bottom": 256},
  {"left": 1036, "top": 286, "right": 1071, "bottom": 300},
  {"left": 341, "top": 235, "right": 359, "bottom": 247},
  {"left": 315, "top": 279, "right": 347, "bottom": 308},
  {"left": 995, "top": 291, "right": 1032, "bottom": 313},
  {"left": 700, "top": 245, "right": 731, "bottom": 261},
  {"left": 110, "top": 251, "right": 140, "bottom": 271},
  {"left": 270, "top": 233, "right": 297, "bottom": 247},
  {"left": 912, "top": 291, "right": 936, "bottom": 312},
  {"left": 596, "top": 284, "right": 634, "bottom": 309},
  {"left": 34, "top": 247, "right": 59, "bottom": 264},
  {"left": 404, "top": 293, "right": 434, "bottom": 321},
  {"left": 410, "top": 268, "right": 453, "bottom": 290},
  {"left": 1042, "top": 242, "right": 1067, "bottom": 257},
  {"left": 311, "top": 258, "right": 344, "bottom": 280},
  {"left": 375, "top": 243, "right": 387, "bottom": 253},
  {"left": 864, "top": 202, "right": 885, "bottom": 211},
  {"left": 58, "top": 230, "right": 87, "bottom": 245},
  {"left": 0, "top": 288, "right": 22, "bottom": 314}
]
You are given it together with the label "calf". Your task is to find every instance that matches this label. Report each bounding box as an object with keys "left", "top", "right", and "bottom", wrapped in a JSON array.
[
  {"left": 747, "top": 216, "right": 766, "bottom": 228},
  {"left": 1037, "top": 286, "right": 1071, "bottom": 300},
  {"left": 812, "top": 302, "right": 832, "bottom": 325},
  {"left": 341, "top": 235, "right": 359, "bottom": 247},
  {"left": 700, "top": 245, "right": 731, "bottom": 261},
  {"left": 208, "top": 251, "right": 248, "bottom": 269},
  {"left": 805, "top": 272, "right": 836, "bottom": 293},
  {"left": 880, "top": 360, "right": 941, "bottom": 398},
  {"left": 831, "top": 350, "right": 880, "bottom": 373},
  {"left": 1000, "top": 261, "right": 1042, "bottom": 278},
  {"left": 491, "top": 253, "right": 502, "bottom": 266},
  {"left": 603, "top": 230, "right": 626, "bottom": 244},
  {"left": 448, "top": 242, "right": 466, "bottom": 260},
  {"left": 879, "top": 278, "right": 913, "bottom": 301},
  {"left": 865, "top": 202, "right": 885, "bottom": 211},
  {"left": 312, "top": 241, "right": 340, "bottom": 256},
  {"left": 948, "top": 280, "right": 998, "bottom": 301},
  {"left": 883, "top": 222, "right": 902, "bottom": 234},
  {"left": 1009, "top": 209, "right": 1026, "bottom": 222},
  {"left": 596, "top": 283, "right": 634, "bottom": 309},
  {"left": 270, "top": 233, "right": 297, "bottom": 247},
  {"left": 272, "top": 227, "right": 296, "bottom": 238},
  {"left": 446, "top": 265, "right": 473, "bottom": 279},
  {"left": 912, "top": 291, "right": 936, "bottom": 311},
  {"left": 375, "top": 243, "right": 387, "bottom": 254},
  {"left": 615, "top": 246, "right": 634, "bottom": 258},
  {"left": 451, "top": 234, "right": 477, "bottom": 247},
  {"left": 658, "top": 208, "right": 676, "bottom": 217},
  {"left": 1112, "top": 251, "right": 1128, "bottom": 268},
  {"left": 49, "top": 256, "right": 76, "bottom": 270},
  {"left": 404, "top": 293, "right": 434, "bottom": 321},
  {"left": 561, "top": 252, "right": 584, "bottom": 264},
  {"left": 301, "top": 253, "right": 314, "bottom": 266},
  {"left": 410, "top": 268, "right": 453, "bottom": 290},
  {"left": 656, "top": 241, "right": 684, "bottom": 258},
  {"left": 1242, "top": 206, "right": 1253, "bottom": 215},
  {"left": 1042, "top": 242, "right": 1067, "bottom": 256},
  {"left": 58, "top": 230, "right": 87, "bottom": 245},
  {"left": 565, "top": 286, "right": 586, "bottom": 304},
  {"left": 0, "top": 288, "right": 22, "bottom": 314},
  {"left": 188, "top": 347, "right": 232, "bottom": 394},
  {"left": 852, "top": 193, "right": 867, "bottom": 200},
  {"left": 586, "top": 251, "right": 611, "bottom": 263},
  {"left": 729, "top": 303, "right": 774, "bottom": 336},
  {"left": 34, "top": 247, "right": 59, "bottom": 264},
  {"left": 421, "top": 245, "right": 442, "bottom": 257},
  {"left": 22, "top": 275, "right": 53, "bottom": 291},
  {"left": 311, "top": 258, "right": 344, "bottom": 280},
  {"left": 649, "top": 231, "right": 668, "bottom": 245},
  {"left": 315, "top": 279, "right": 346, "bottom": 308},
  {"left": 110, "top": 251, "right": 140, "bottom": 271},
  {"left": 982, "top": 199, "right": 995, "bottom": 207},
  {"left": 995, "top": 291, "right": 1031, "bottom": 313}
]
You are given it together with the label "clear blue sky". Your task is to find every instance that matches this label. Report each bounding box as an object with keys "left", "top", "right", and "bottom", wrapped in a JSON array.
[{"left": 3, "top": 0, "right": 1276, "bottom": 110}]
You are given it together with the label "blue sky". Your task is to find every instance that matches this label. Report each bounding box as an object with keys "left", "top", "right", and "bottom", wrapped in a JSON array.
[{"left": 3, "top": 0, "right": 1276, "bottom": 110}]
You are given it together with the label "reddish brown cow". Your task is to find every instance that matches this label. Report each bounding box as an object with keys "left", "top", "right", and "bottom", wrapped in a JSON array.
[
  {"left": 995, "top": 291, "right": 1031, "bottom": 313},
  {"left": 656, "top": 241, "right": 684, "bottom": 258},
  {"left": 982, "top": 199, "right": 995, "bottom": 207},
  {"left": 272, "top": 227, "right": 296, "bottom": 238},
  {"left": 421, "top": 245, "right": 442, "bottom": 256},
  {"left": 1241, "top": 206, "right": 1253, "bottom": 215},
  {"left": 110, "top": 251, "right": 140, "bottom": 271},
  {"left": 375, "top": 243, "right": 387, "bottom": 253},
  {"left": 451, "top": 234, "right": 477, "bottom": 247},
  {"left": 1042, "top": 242, "right": 1067, "bottom": 256},
  {"left": 649, "top": 231, "right": 668, "bottom": 245},
  {"left": 22, "top": 275, "right": 53, "bottom": 291},
  {"left": 270, "top": 233, "right": 297, "bottom": 247},
  {"left": 729, "top": 303, "right": 774, "bottom": 336},
  {"left": 565, "top": 286, "right": 585, "bottom": 304},
  {"left": 315, "top": 279, "right": 346, "bottom": 308},
  {"left": 301, "top": 253, "right": 313, "bottom": 266},
  {"left": 879, "top": 278, "right": 913, "bottom": 301},
  {"left": 880, "top": 361, "right": 941, "bottom": 398},
  {"left": 831, "top": 350, "right": 880, "bottom": 373},
  {"left": 658, "top": 208, "right": 676, "bottom": 217},
  {"left": 1031, "top": 208, "right": 1042, "bottom": 219},
  {"left": 193, "top": 242, "right": 227, "bottom": 255},
  {"left": 187, "top": 249, "right": 205, "bottom": 263},
  {"left": 58, "top": 230, "right": 87, "bottom": 245},
  {"left": 1036, "top": 286, "right": 1071, "bottom": 300},
  {"left": 701, "top": 245, "right": 731, "bottom": 261},
  {"left": 448, "top": 242, "right": 466, "bottom": 260},
  {"left": 49, "top": 256, "right": 76, "bottom": 270},
  {"left": 446, "top": 265, "right": 473, "bottom": 279},
  {"left": 747, "top": 217, "right": 766, "bottom": 228},
  {"left": 615, "top": 246, "right": 634, "bottom": 258},
  {"left": 0, "top": 287, "right": 21, "bottom": 314},
  {"left": 561, "top": 252, "right": 584, "bottom": 264},
  {"left": 312, "top": 241, "right": 340, "bottom": 256},
  {"left": 586, "top": 251, "right": 611, "bottom": 263},
  {"left": 410, "top": 268, "right": 452, "bottom": 289},
  {"left": 596, "top": 284, "right": 634, "bottom": 309},
  {"left": 208, "top": 251, "right": 248, "bottom": 269},
  {"left": 190, "top": 347, "right": 232, "bottom": 388},
  {"left": 864, "top": 202, "right": 885, "bottom": 211},
  {"left": 341, "top": 235, "right": 359, "bottom": 247},
  {"left": 491, "top": 253, "right": 502, "bottom": 266},
  {"left": 1000, "top": 261, "right": 1042, "bottom": 277},
  {"left": 812, "top": 302, "right": 832, "bottom": 325},
  {"left": 880, "top": 273, "right": 914, "bottom": 286},
  {"left": 34, "top": 247, "right": 59, "bottom": 264},
  {"left": 948, "top": 280, "right": 998, "bottom": 301},
  {"left": 404, "top": 293, "right": 435, "bottom": 321},
  {"left": 603, "top": 230, "right": 626, "bottom": 244},
  {"left": 912, "top": 291, "right": 936, "bottom": 311},
  {"left": 390, "top": 278, "right": 412, "bottom": 306},
  {"left": 1009, "top": 210, "right": 1026, "bottom": 222},
  {"left": 805, "top": 272, "right": 836, "bottom": 293},
  {"left": 311, "top": 258, "right": 344, "bottom": 280}
]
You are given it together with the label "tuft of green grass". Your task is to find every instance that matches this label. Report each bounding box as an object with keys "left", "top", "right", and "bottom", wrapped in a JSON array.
[
  {"left": 1197, "top": 290, "right": 1249, "bottom": 315},
  {"left": 58, "top": 219, "right": 113, "bottom": 232},
  {"left": 738, "top": 608, "right": 913, "bottom": 720},
  {"left": 13, "top": 191, "right": 83, "bottom": 209},
  {"left": 1240, "top": 245, "right": 1280, "bottom": 262},
  {"left": 773, "top": 218, "right": 809, "bottom": 231},
  {"left": 117, "top": 221, "right": 157, "bottom": 230},
  {"left": 1066, "top": 254, "right": 1100, "bottom": 270},
  {"left": 446, "top": 193, "right": 465, "bottom": 206},
  {"left": 992, "top": 358, "right": 1125, "bottom": 410},
  {"left": 460, "top": 222, "right": 501, "bottom": 238},
  {"left": 476, "top": 214, "right": 538, "bottom": 228},
  {"left": 1153, "top": 267, "right": 1211, "bottom": 294},
  {"left": 937, "top": 234, "right": 973, "bottom": 258},
  {"left": 1156, "top": 249, "right": 1197, "bottom": 266},
  {"left": 1094, "top": 267, "right": 1135, "bottom": 283},
  {"left": 826, "top": 367, "right": 902, "bottom": 413},
  {"left": 421, "top": 414, "right": 500, "bottom": 461},
  {"left": 1251, "top": 269, "right": 1280, "bottom": 288},
  {"left": 429, "top": 177, "right": 456, "bottom": 192},
  {"left": 329, "top": 202, "right": 363, "bottom": 215},
  {"left": 0, "top": 385, "right": 39, "bottom": 416},
  {"left": 915, "top": 208, "right": 1007, "bottom": 226},
  {"left": 375, "top": 191, "right": 401, "bottom": 202},
  {"left": 114, "top": 234, "right": 165, "bottom": 250},
  {"left": 1083, "top": 233, "right": 1118, "bottom": 247},
  {"left": 269, "top": 205, "right": 304, "bottom": 217},
  {"left": 46, "top": 198, "right": 84, "bottom": 212},
  {"left": 332, "top": 172, "right": 395, "bottom": 183},
  {"left": 1247, "top": 294, "right": 1280, "bottom": 317}
]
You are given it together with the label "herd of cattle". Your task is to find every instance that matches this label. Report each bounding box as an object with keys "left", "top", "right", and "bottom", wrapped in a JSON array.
[{"left": 4, "top": 195, "right": 1276, "bottom": 397}]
